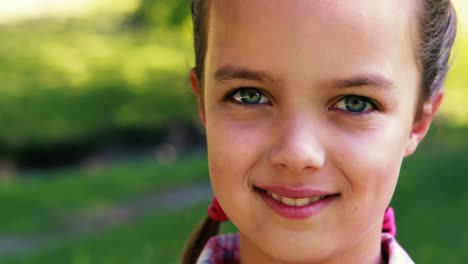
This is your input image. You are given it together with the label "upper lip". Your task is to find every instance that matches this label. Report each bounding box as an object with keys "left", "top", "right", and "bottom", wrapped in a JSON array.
[{"left": 255, "top": 185, "right": 337, "bottom": 199}]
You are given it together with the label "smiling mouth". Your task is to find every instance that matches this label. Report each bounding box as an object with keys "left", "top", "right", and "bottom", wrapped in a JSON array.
[
  {"left": 254, "top": 187, "right": 339, "bottom": 206},
  {"left": 265, "top": 191, "right": 327, "bottom": 207},
  {"left": 254, "top": 186, "right": 339, "bottom": 219}
]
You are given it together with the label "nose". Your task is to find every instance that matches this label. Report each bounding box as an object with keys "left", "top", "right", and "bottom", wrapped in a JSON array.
[{"left": 269, "top": 113, "right": 326, "bottom": 175}]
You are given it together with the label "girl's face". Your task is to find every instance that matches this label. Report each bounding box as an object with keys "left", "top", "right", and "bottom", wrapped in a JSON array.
[{"left": 192, "top": 0, "right": 439, "bottom": 263}]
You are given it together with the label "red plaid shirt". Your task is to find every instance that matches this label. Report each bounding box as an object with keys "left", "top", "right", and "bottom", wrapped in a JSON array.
[{"left": 196, "top": 233, "right": 414, "bottom": 264}]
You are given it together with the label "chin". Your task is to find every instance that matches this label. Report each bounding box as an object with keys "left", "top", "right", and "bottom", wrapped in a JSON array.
[
  {"left": 245, "top": 230, "right": 339, "bottom": 264},
  {"left": 265, "top": 247, "right": 333, "bottom": 264}
]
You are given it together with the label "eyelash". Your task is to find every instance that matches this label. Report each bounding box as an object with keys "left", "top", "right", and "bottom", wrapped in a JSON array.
[
  {"left": 225, "top": 87, "right": 272, "bottom": 105},
  {"left": 225, "top": 87, "right": 380, "bottom": 114},
  {"left": 331, "top": 95, "right": 380, "bottom": 115}
]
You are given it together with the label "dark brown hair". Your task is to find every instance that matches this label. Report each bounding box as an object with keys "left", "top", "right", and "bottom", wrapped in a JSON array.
[
  {"left": 182, "top": 1, "right": 457, "bottom": 263},
  {"left": 181, "top": 216, "right": 220, "bottom": 264},
  {"left": 191, "top": 0, "right": 210, "bottom": 83},
  {"left": 417, "top": 0, "right": 458, "bottom": 100}
]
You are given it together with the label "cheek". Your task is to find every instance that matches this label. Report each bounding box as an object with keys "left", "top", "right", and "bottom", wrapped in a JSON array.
[
  {"left": 334, "top": 122, "right": 409, "bottom": 206},
  {"left": 205, "top": 114, "right": 269, "bottom": 174},
  {"left": 325, "top": 121, "right": 410, "bottom": 242},
  {"left": 204, "top": 110, "right": 270, "bottom": 220}
]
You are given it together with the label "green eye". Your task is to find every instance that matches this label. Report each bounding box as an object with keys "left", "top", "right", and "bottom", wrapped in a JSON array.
[
  {"left": 335, "top": 95, "right": 375, "bottom": 113},
  {"left": 231, "top": 88, "right": 271, "bottom": 105}
]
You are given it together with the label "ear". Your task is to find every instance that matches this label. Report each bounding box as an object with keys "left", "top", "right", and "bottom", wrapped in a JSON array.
[
  {"left": 189, "top": 68, "right": 206, "bottom": 126},
  {"left": 405, "top": 92, "right": 444, "bottom": 157}
]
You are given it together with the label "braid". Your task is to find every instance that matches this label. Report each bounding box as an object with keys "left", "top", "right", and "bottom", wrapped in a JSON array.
[{"left": 180, "top": 216, "right": 220, "bottom": 264}]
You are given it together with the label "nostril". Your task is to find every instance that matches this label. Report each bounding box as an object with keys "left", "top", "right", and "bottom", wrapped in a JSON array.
[
  {"left": 270, "top": 147, "right": 325, "bottom": 175},
  {"left": 269, "top": 131, "right": 325, "bottom": 174}
]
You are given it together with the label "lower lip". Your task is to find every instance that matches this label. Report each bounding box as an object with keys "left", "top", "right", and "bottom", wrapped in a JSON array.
[{"left": 257, "top": 189, "right": 338, "bottom": 219}]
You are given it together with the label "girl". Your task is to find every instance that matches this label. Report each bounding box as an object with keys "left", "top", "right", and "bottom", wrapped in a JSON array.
[{"left": 183, "top": 0, "right": 457, "bottom": 263}]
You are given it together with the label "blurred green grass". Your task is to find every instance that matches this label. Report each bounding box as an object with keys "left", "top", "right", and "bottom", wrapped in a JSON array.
[
  {"left": 2, "top": 203, "right": 208, "bottom": 264},
  {"left": 0, "top": 20, "right": 196, "bottom": 154},
  {"left": 2, "top": 203, "right": 238, "bottom": 264},
  {"left": 393, "top": 124, "right": 468, "bottom": 263},
  {"left": 0, "top": 153, "right": 208, "bottom": 233}
]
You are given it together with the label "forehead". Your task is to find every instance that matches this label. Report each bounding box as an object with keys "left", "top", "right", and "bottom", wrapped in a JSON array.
[
  {"left": 210, "top": 0, "right": 411, "bottom": 31},
  {"left": 206, "top": 0, "right": 419, "bottom": 86}
]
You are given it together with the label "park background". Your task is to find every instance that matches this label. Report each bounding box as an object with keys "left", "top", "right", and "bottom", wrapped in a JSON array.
[{"left": 0, "top": 0, "right": 466, "bottom": 263}]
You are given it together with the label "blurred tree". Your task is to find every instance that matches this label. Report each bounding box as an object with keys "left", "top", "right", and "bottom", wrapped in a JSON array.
[{"left": 128, "top": 0, "right": 190, "bottom": 28}]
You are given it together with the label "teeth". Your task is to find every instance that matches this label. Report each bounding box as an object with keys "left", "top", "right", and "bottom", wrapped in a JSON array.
[
  {"left": 281, "top": 197, "right": 296, "bottom": 206},
  {"left": 267, "top": 191, "right": 325, "bottom": 207},
  {"left": 295, "top": 197, "right": 310, "bottom": 206},
  {"left": 309, "top": 196, "right": 322, "bottom": 203},
  {"left": 272, "top": 193, "right": 280, "bottom": 201}
]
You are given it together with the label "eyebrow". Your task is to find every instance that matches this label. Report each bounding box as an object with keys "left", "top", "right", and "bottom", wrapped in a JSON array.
[
  {"left": 214, "top": 65, "right": 278, "bottom": 83},
  {"left": 330, "top": 73, "right": 396, "bottom": 92},
  {"left": 214, "top": 65, "right": 396, "bottom": 91}
]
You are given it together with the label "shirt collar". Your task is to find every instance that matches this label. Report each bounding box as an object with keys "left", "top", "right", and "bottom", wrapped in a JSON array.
[{"left": 197, "top": 233, "right": 414, "bottom": 264}]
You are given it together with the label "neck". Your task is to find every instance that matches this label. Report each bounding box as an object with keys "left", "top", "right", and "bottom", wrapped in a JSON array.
[{"left": 239, "top": 225, "right": 384, "bottom": 264}]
